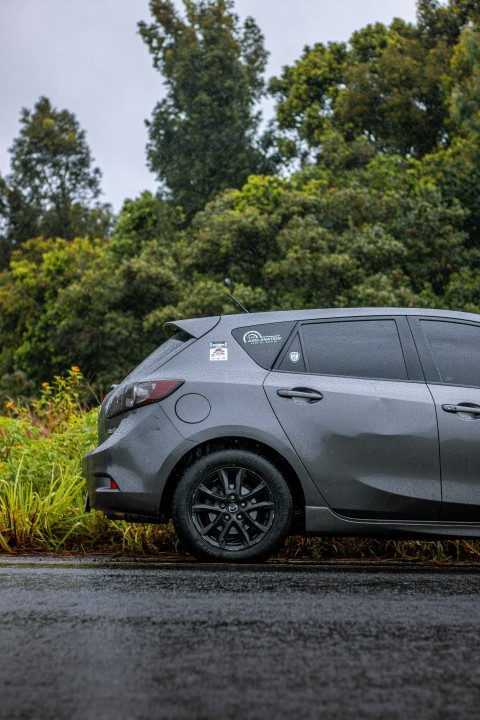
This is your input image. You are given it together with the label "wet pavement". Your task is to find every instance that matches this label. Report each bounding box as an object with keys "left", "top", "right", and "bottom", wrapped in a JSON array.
[{"left": 0, "top": 557, "right": 479, "bottom": 720}]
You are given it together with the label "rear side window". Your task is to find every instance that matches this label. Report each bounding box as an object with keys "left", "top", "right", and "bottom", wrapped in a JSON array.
[
  {"left": 232, "top": 321, "right": 295, "bottom": 369},
  {"left": 300, "top": 319, "right": 408, "bottom": 380},
  {"left": 420, "top": 320, "right": 480, "bottom": 387}
]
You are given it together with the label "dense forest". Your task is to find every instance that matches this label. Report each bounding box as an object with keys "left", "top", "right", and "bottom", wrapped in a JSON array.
[{"left": 2, "top": 0, "right": 480, "bottom": 403}]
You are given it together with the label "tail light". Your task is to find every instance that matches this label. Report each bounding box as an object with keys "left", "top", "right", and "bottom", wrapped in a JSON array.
[{"left": 107, "top": 380, "right": 184, "bottom": 418}]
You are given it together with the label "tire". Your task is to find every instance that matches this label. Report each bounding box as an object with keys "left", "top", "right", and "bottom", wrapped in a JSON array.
[{"left": 172, "top": 449, "right": 293, "bottom": 563}]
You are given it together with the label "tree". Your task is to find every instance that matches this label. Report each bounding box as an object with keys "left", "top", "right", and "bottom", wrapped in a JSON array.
[
  {"left": 269, "top": 40, "right": 348, "bottom": 161},
  {"left": 450, "top": 26, "right": 480, "bottom": 133},
  {"left": 270, "top": 19, "right": 451, "bottom": 161},
  {"left": 0, "top": 97, "right": 111, "bottom": 266},
  {"left": 269, "top": 0, "right": 480, "bottom": 165},
  {"left": 139, "top": 0, "right": 271, "bottom": 219},
  {"left": 337, "top": 20, "right": 450, "bottom": 157},
  {"left": 417, "top": 0, "right": 480, "bottom": 45},
  {"left": 0, "top": 193, "right": 184, "bottom": 397}
]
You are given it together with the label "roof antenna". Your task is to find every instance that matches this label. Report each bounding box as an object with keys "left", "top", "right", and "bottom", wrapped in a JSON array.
[{"left": 224, "top": 277, "right": 249, "bottom": 313}]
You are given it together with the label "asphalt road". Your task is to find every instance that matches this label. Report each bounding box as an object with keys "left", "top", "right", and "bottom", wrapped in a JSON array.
[{"left": 0, "top": 558, "right": 479, "bottom": 720}]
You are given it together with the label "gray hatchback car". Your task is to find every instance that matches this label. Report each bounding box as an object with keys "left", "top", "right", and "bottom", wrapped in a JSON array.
[{"left": 82, "top": 307, "right": 480, "bottom": 561}]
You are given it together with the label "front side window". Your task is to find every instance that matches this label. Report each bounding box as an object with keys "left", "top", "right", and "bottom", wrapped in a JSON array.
[
  {"left": 300, "top": 319, "right": 408, "bottom": 381},
  {"left": 420, "top": 320, "right": 480, "bottom": 387}
]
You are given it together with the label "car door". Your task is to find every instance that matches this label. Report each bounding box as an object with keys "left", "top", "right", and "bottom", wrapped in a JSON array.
[
  {"left": 408, "top": 317, "right": 480, "bottom": 521},
  {"left": 264, "top": 316, "right": 441, "bottom": 520}
]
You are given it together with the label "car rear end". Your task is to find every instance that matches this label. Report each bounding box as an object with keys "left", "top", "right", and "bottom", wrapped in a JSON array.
[
  {"left": 82, "top": 310, "right": 315, "bottom": 535},
  {"left": 82, "top": 326, "right": 208, "bottom": 522}
]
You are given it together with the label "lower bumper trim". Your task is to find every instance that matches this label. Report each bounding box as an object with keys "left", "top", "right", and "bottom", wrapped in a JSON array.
[{"left": 91, "top": 490, "right": 162, "bottom": 519}]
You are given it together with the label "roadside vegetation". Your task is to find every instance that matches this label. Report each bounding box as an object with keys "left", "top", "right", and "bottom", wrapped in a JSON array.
[
  {"left": 0, "top": 370, "right": 178, "bottom": 555},
  {"left": 1, "top": 372, "right": 480, "bottom": 561}
]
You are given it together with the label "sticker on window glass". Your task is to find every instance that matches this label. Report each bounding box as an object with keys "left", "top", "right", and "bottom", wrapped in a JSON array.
[
  {"left": 243, "top": 330, "right": 282, "bottom": 345},
  {"left": 289, "top": 351, "right": 300, "bottom": 363},
  {"left": 210, "top": 341, "right": 228, "bottom": 361}
]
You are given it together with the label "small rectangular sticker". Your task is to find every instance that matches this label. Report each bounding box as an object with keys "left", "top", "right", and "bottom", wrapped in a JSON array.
[{"left": 210, "top": 341, "right": 228, "bottom": 361}]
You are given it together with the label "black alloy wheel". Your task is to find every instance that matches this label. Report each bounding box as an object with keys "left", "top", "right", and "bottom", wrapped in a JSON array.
[{"left": 172, "top": 450, "right": 293, "bottom": 562}]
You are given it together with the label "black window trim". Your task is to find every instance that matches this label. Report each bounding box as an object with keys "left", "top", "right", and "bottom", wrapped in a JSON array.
[
  {"left": 272, "top": 322, "right": 299, "bottom": 368},
  {"left": 408, "top": 316, "right": 480, "bottom": 389},
  {"left": 274, "top": 315, "right": 425, "bottom": 383},
  {"left": 274, "top": 325, "right": 306, "bottom": 372}
]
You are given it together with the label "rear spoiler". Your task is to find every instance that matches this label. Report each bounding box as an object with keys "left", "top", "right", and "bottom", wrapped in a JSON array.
[{"left": 163, "top": 315, "right": 220, "bottom": 339}]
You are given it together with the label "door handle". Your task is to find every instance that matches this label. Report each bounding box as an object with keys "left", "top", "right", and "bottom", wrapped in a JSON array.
[
  {"left": 442, "top": 403, "right": 480, "bottom": 415},
  {"left": 277, "top": 388, "right": 323, "bottom": 401}
]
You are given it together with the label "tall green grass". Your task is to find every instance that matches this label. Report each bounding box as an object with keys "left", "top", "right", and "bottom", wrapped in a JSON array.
[
  {"left": 0, "top": 369, "right": 177, "bottom": 554},
  {"left": 1, "top": 370, "right": 480, "bottom": 560}
]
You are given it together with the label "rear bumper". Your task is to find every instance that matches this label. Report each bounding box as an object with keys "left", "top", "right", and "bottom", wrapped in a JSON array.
[
  {"left": 89, "top": 488, "right": 163, "bottom": 523},
  {"left": 82, "top": 403, "right": 197, "bottom": 521}
]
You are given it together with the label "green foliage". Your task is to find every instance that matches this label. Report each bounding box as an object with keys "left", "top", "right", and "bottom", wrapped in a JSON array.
[
  {"left": 450, "top": 26, "right": 480, "bottom": 133},
  {"left": 0, "top": 370, "right": 96, "bottom": 551},
  {"left": 0, "top": 97, "right": 112, "bottom": 268},
  {"left": 0, "top": 236, "right": 108, "bottom": 390},
  {"left": 339, "top": 20, "right": 450, "bottom": 157},
  {"left": 156, "top": 145, "right": 468, "bottom": 318},
  {"left": 0, "top": 192, "right": 187, "bottom": 394},
  {"left": 0, "top": 370, "right": 178, "bottom": 553},
  {"left": 0, "top": 129, "right": 476, "bottom": 399},
  {"left": 269, "top": 0, "right": 480, "bottom": 164},
  {"left": 139, "top": 0, "right": 272, "bottom": 218},
  {"left": 270, "top": 18, "right": 449, "bottom": 160},
  {"left": 269, "top": 40, "right": 348, "bottom": 159}
]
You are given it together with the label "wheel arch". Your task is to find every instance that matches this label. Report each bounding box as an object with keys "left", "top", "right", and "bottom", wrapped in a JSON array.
[{"left": 159, "top": 435, "right": 306, "bottom": 533}]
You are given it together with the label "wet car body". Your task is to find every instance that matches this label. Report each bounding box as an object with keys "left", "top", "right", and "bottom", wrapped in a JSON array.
[{"left": 83, "top": 307, "right": 480, "bottom": 561}]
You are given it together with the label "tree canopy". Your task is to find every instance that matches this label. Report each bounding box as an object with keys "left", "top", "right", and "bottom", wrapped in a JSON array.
[
  {"left": 139, "top": 0, "right": 272, "bottom": 219},
  {"left": 0, "top": 97, "right": 111, "bottom": 268},
  {"left": 269, "top": 0, "right": 480, "bottom": 162}
]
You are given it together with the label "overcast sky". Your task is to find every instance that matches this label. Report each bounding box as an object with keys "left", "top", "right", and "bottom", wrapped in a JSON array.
[{"left": 0, "top": 0, "right": 418, "bottom": 211}]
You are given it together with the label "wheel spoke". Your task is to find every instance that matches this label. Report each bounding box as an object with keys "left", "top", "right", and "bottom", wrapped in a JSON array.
[
  {"left": 192, "top": 503, "right": 221, "bottom": 513},
  {"left": 245, "top": 513, "right": 269, "bottom": 533},
  {"left": 235, "top": 520, "right": 253, "bottom": 547},
  {"left": 198, "top": 483, "right": 224, "bottom": 501},
  {"left": 241, "top": 480, "right": 267, "bottom": 500},
  {"left": 234, "top": 468, "right": 245, "bottom": 496},
  {"left": 218, "top": 518, "right": 234, "bottom": 549},
  {"left": 248, "top": 500, "right": 274, "bottom": 511},
  {"left": 199, "top": 514, "right": 224, "bottom": 536},
  {"left": 218, "top": 469, "right": 230, "bottom": 497}
]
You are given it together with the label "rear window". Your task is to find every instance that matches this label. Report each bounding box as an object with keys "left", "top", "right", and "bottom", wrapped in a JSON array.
[
  {"left": 300, "top": 319, "right": 408, "bottom": 380},
  {"left": 124, "top": 331, "right": 192, "bottom": 382},
  {"left": 232, "top": 321, "right": 295, "bottom": 369},
  {"left": 420, "top": 320, "right": 480, "bottom": 387}
]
